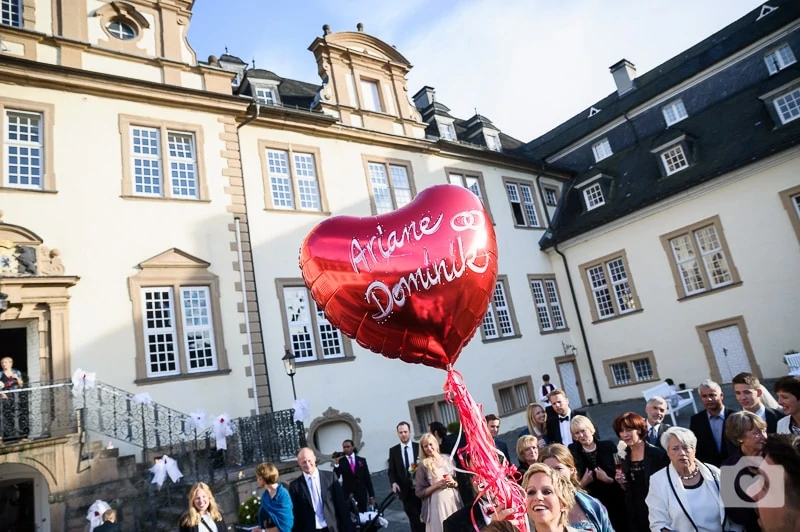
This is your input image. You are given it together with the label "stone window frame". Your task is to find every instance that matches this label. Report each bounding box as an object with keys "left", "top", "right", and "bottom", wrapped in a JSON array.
[
  {"left": 659, "top": 215, "right": 742, "bottom": 301},
  {"left": 119, "top": 114, "right": 209, "bottom": 202},
  {"left": 492, "top": 375, "right": 534, "bottom": 417},
  {"left": 357, "top": 77, "right": 385, "bottom": 113},
  {"left": 543, "top": 186, "right": 559, "bottom": 207},
  {"left": 1, "top": 0, "right": 34, "bottom": 29},
  {"left": 128, "top": 249, "right": 230, "bottom": 384},
  {"left": 527, "top": 274, "right": 569, "bottom": 334},
  {"left": 95, "top": 1, "right": 150, "bottom": 55},
  {"left": 503, "top": 177, "right": 543, "bottom": 229},
  {"left": 0, "top": 97, "right": 56, "bottom": 193},
  {"left": 779, "top": 184, "right": 800, "bottom": 244},
  {"left": 445, "top": 167, "right": 494, "bottom": 221},
  {"left": 578, "top": 249, "right": 643, "bottom": 324},
  {"left": 259, "top": 140, "right": 330, "bottom": 214},
  {"left": 479, "top": 275, "right": 522, "bottom": 342},
  {"left": 275, "top": 278, "right": 354, "bottom": 367},
  {"left": 408, "top": 393, "right": 459, "bottom": 436},
  {"left": 361, "top": 155, "right": 417, "bottom": 215},
  {"left": 603, "top": 351, "right": 659, "bottom": 389}
]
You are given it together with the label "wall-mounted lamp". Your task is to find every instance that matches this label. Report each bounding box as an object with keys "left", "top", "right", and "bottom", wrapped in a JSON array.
[{"left": 282, "top": 347, "right": 297, "bottom": 400}]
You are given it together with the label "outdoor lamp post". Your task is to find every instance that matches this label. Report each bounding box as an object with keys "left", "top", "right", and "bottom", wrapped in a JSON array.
[{"left": 282, "top": 347, "right": 297, "bottom": 400}]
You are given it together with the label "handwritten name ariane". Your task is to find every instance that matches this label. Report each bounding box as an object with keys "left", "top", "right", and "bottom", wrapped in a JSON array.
[{"left": 349, "top": 210, "right": 490, "bottom": 321}]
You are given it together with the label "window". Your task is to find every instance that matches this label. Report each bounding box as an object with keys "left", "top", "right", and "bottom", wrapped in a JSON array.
[
  {"left": 481, "top": 276, "right": 519, "bottom": 341},
  {"left": 592, "top": 138, "right": 612, "bottom": 162},
  {"left": 660, "top": 145, "right": 689, "bottom": 175},
  {"left": 363, "top": 156, "right": 415, "bottom": 215},
  {"left": 261, "top": 142, "right": 325, "bottom": 212},
  {"left": 579, "top": 250, "right": 641, "bottom": 323},
  {"left": 1, "top": 0, "right": 21, "bottom": 27},
  {"left": 408, "top": 394, "right": 459, "bottom": 434},
  {"left": 120, "top": 115, "right": 208, "bottom": 201},
  {"left": 764, "top": 44, "right": 796, "bottom": 75},
  {"left": 528, "top": 275, "right": 567, "bottom": 333},
  {"left": 439, "top": 122, "right": 456, "bottom": 141},
  {"left": 662, "top": 100, "right": 688, "bottom": 126},
  {"left": 447, "top": 168, "right": 493, "bottom": 219},
  {"left": 485, "top": 133, "right": 502, "bottom": 152},
  {"left": 773, "top": 88, "right": 800, "bottom": 125},
  {"left": 255, "top": 87, "right": 277, "bottom": 105},
  {"left": 360, "top": 80, "right": 383, "bottom": 112},
  {"left": 659, "top": 216, "right": 741, "bottom": 299},
  {"left": 583, "top": 182, "right": 605, "bottom": 210},
  {"left": 504, "top": 178, "right": 541, "bottom": 228},
  {"left": 779, "top": 185, "right": 800, "bottom": 244},
  {"left": 603, "top": 352, "right": 659, "bottom": 388},
  {"left": 128, "top": 249, "right": 230, "bottom": 382},
  {"left": 492, "top": 376, "right": 534, "bottom": 416},
  {"left": 277, "top": 279, "right": 352, "bottom": 364},
  {"left": 543, "top": 187, "right": 559, "bottom": 207},
  {"left": 1, "top": 99, "right": 55, "bottom": 192},
  {"left": 107, "top": 19, "right": 137, "bottom": 40}
]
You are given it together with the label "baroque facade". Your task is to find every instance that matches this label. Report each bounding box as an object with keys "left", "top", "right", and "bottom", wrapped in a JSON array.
[{"left": 0, "top": 0, "right": 799, "bottom": 529}]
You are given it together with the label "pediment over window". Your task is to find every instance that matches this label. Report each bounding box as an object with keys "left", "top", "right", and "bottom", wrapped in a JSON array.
[
  {"left": 136, "top": 248, "right": 211, "bottom": 270},
  {"left": 94, "top": 1, "right": 150, "bottom": 29},
  {"left": 319, "top": 32, "right": 411, "bottom": 66}
]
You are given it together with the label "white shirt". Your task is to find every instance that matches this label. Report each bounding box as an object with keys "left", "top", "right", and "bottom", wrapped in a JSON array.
[
  {"left": 401, "top": 443, "right": 413, "bottom": 469},
  {"left": 558, "top": 409, "right": 573, "bottom": 445},
  {"left": 304, "top": 470, "right": 328, "bottom": 528},
  {"left": 753, "top": 404, "right": 766, "bottom": 422}
]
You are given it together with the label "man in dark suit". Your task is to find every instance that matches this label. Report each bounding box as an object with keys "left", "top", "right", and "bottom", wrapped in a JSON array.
[
  {"left": 645, "top": 396, "right": 672, "bottom": 448},
  {"left": 484, "top": 414, "right": 510, "bottom": 464},
  {"left": 289, "top": 447, "right": 352, "bottom": 532},
  {"left": 333, "top": 439, "right": 374, "bottom": 512},
  {"left": 689, "top": 380, "right": 739, "bottom": 467},
  {"left": 732, "top": 372, "right": 785, "bottom": 433},
  {"left": 545, "top": 389, "right": 586, "bottom": 445},
  {"left": 388, "top": 421, "right": 424, "bottom": 532}
]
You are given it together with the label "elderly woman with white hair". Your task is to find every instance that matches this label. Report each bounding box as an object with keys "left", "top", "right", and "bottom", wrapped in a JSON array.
[{"left": 645, "top": 427, "right": 736, "bottom": 532}]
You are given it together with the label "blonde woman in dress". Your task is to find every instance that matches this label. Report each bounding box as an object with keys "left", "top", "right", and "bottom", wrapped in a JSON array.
[{"left": 415, "top": 433, "right": 462, "bottom": 532}]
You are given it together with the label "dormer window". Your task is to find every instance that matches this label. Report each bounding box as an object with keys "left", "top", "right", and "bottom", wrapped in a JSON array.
[
  {"left": 592, "top": 138, "right": 612, "bottom": 162},
  {"left": 485, "top": 133, "right": 502, "bottom": 152},
  {"left": 360, "top": 80, "right": 384, "bottom": 112},
  {"left": 764, "top": 44, "right": 796, "bottom": 75},
  {"left": 660, "top": 145, "right": 689, "bottom": 175},
  {"left": 662, "top": 99, "right": 688, "bottom": 126},
  {"left": 255, "top": 87, "right": 277, "bottom": 106},
  {"left": 773, "top": 88, "right": 800, "bottom": 124},
  {"left": 439, "top": 122, "right": 456, "bottom": 141},
  {"left": 583, "top": 183, "right": 605, "bottom": 210},
  {"left": 1, "top": 0, "right": 21, "bottom": 27},
  {"left": 107, "top": 19, "right": 137, "bottom": 40}
]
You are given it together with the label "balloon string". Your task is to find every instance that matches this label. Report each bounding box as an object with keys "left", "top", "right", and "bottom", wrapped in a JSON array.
[{"left": 444, "top": 369, "right": 529, "bottom": 532}]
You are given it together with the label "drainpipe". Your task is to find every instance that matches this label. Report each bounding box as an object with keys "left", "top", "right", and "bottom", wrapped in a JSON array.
[
  {"left": 234, "top": 103, "right": 272, "bottom": 413},
  {"left": 535, "top": 168, "right": 603, "bottom": 404}
]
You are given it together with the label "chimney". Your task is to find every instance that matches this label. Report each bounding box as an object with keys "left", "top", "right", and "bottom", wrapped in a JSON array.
[
  {"left": 412, "top": 86, "right": 436, "bottom": 109},
  {"left": 609, "top": 59, "right": 636, "bottom": 95}
]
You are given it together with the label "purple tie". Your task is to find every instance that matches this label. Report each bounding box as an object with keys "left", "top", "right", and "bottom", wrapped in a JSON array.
[{"left": 350, "top": 455, "right": 355, "bottom": 473}]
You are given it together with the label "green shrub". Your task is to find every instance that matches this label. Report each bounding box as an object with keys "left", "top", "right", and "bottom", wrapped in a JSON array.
[
  {"left": 447, "top": 421, "right": 461, "bottom": 435},
  {"left": 238, "top": 493, "right": 260, "bottom": 525}
]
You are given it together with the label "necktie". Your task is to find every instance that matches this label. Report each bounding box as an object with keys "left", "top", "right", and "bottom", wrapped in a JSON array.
[
  {"left": 349, "top": 455, "right": 355, "bottom": 473},
  {"left": 710, "top": 415, "right": 723, "bottom": 451},
  {"left": 403, "top": 445, "right": 410, "bottom": 472}
]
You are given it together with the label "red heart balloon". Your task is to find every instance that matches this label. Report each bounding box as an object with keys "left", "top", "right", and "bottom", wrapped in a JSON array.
[{"left": 299, "top": 184, "right": 498, "bottom": 370}]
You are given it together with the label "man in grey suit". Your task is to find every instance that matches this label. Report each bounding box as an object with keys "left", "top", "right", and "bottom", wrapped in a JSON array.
[
  {"left": 289, "top": 447, "right": 353, "bottom": 532},
  {"left": 644, "top": 396, "right": 672, "bottom": 448}
]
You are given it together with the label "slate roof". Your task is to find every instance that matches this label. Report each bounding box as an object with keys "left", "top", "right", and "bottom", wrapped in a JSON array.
[
  {"left": 237, "top": 69, "right": 321, "bottom": 109},
  {"left": 539, "top": 62, "right": 800, "bottom": 248},
  {"left": 523, "top": 0, "right": 800, "bottom": 161},
  {"left": 416, "top": 102, "right": 526, "bottom": 151}
]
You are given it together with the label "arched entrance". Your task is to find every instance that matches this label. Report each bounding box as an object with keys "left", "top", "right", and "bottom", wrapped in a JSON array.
[{"left": 0, "top": 462, "right": 50, "bottom": 531}]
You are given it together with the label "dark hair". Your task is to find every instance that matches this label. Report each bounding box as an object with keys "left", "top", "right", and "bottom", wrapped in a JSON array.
[
  {"left": 343, "top": 439, "right": 355, "bottom": 448},
  {"left": 542, "top": 374, "right": 551, "bottom": 381},
  {"left": 428, "top": 422, "right": 447, "bottom": 441},
  {"left": 485, "top": 414, "right": 500, "bottom": 423},
  {"left": 664, "top": 378, "right": 675, "bottom": 386},
  {"left": 612, "top": 412, "right": 647, "bottom": 439},
  {"left": 396, "top": 421, "right": 411, "bottom": 431},
  {"left": 775, "top": 375, "right": 800, "bottom": 400},
  {"left": 764, "top": 434, "right": 800, "bottom": 506},
  {"left": 483, "top": 521, "right": 516, "bottom": 532},
  {"left": 732, "top": 372, "right": 761, "bottom": 388}
]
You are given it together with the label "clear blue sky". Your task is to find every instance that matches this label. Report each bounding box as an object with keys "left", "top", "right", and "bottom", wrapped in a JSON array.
[{"left": 188, "top": 0, "right": 765, "bottom": 141}]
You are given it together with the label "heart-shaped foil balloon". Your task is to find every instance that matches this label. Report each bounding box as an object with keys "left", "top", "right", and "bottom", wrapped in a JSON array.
[{"left": 299, "top": 184, "right": 498, "bottom": 370}]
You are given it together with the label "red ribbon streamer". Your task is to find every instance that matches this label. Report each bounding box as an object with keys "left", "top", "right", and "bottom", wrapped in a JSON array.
[{"left": 444, "top": 368, "right": 529, "bottom": 532}]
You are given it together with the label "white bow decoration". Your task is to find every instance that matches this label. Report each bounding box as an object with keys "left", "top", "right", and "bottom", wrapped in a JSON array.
[
  {"left": 188, "top": 409, "right": 207, "bottom": 432},
  {"left": 150, "top": 455, "right": 183, "bottom": 489},
  {"left": 133, "top": 392, "right": 153, "bottom": 406},
  {"left": 212, "top": 413, "right": 233, "bottom": 450},
  {"left": 86, "top": 499, "right": 110, "bottom": 531},
  {"left": 72, "top": 368, "right": 97, "bottom": 398},
  {"left": 292, "top": 398, "right": 310, "bottom": 423}
]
